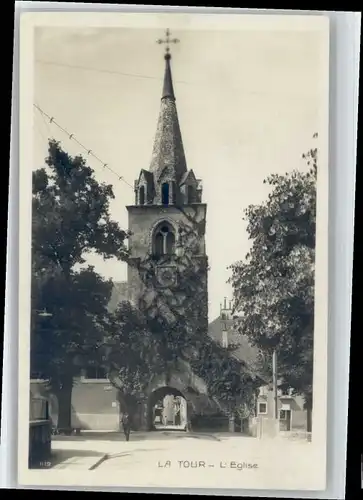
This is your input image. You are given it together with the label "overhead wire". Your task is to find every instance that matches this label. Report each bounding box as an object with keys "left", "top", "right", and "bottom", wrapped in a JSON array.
[
  {"left": 33, "top": 103, "right": 134, "bottom": 189},
  {"left": 34, "top": 109, "right": 48, "bottom": 144},
  {"left": 35, "top": 59, "right": 191, "bottom": 85}
]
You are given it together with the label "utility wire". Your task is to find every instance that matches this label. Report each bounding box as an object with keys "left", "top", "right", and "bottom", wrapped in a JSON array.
[
  {"left": 35, "top": 59, "right": 317, "bottom": 102},
  {"left": 39, "top": 104, "right": 53, "bottom": 136},
  {"left": 34, "top": 111, "right": 48, "bottom": 144},
  {"left": 35, "top": 59, "right": 190, "bottom": 85},
  {"left": 34, "top": 103, "right": 134, "bottom": 189}
]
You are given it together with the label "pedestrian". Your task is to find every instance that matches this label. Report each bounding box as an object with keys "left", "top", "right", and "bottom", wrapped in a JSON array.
[
  {"left": 185, "top": 417, "right": 192, "bottom": 433},
  {"left": 121, "top": 411, "right": 131, "bottom": 442}
]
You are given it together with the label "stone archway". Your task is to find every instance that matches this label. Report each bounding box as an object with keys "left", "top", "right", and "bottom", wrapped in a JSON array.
[{"left": 147, "top": 386, "right": 188, "bottom": 431}]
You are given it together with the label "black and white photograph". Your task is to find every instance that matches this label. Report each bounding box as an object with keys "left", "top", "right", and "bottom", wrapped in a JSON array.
[{"left": 18, "top": 11, "right": 330, "bottom": 491}]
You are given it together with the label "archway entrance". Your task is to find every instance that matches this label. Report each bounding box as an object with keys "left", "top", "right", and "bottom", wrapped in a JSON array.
[{"left": 148, "top": 386, "right": 187, "bottom": 431}]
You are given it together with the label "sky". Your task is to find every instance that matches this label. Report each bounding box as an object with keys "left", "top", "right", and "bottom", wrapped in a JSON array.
[{"left": 33, "top": 21, "right": 327, "bottom": 322}]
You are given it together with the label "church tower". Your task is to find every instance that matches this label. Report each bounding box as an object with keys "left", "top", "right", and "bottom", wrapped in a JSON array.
[{"left": 127, "top": 30, "right": 208, "bottom": 332}]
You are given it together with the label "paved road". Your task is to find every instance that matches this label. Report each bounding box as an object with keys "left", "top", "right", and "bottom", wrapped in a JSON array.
[
  {"left": 51, "top": 430, "right": 226, "bottom": 469},
  {"left": 48, "top": 430, "right": 322, "bottom": 490}
]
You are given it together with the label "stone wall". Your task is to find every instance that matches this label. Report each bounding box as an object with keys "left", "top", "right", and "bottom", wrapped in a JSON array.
[
  {"left": 127, "top": 204, "right": 207, "bottom": 261},
  {"left": 126, "top": 203, "right": 208, "bottom": 328}
]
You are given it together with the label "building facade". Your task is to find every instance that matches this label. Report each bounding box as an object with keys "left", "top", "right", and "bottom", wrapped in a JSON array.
[
  {"left": 209, "top": 298, "right": 309, "bottom": 437},
  {"left": 124, "top": 48, "right": 211, "bottom": 430},
  {"left": 126, "top": 49, "right": 208, "bottom": 331}
]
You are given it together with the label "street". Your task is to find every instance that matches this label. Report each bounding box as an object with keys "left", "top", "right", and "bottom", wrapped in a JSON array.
[{"left": 47, "top": 430, "right": 323, "bottom": 490}]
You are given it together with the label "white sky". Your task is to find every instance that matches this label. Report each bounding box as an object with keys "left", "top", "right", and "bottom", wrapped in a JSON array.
[{"left": 33, "top": 24, "right": 327, "bottom": 322}]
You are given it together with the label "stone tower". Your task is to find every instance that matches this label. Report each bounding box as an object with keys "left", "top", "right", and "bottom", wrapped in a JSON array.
[{"left": 126, "top": 40, "right": 208, "bottom": 332}]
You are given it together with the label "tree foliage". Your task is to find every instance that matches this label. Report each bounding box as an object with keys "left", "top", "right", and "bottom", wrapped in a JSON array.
[
  {"left": 31, "top": 140, "right": 129, "bottom": 430},
  {"left": 229, "top": 135, "right": 318, "bottom": 411},
  {"left": 105, "top": 206, "right": 259, "bottom": 416},
  {"left": 31, "top": 266, "right": 113, "bottom": 384}
]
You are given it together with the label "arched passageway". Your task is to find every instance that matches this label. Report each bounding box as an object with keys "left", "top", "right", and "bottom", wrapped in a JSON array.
[{"left": 147, "top": 386, "right": 188, "bottom": 431}]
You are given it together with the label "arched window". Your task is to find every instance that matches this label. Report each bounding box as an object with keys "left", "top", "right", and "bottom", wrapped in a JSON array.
[
  {"left": 162, "top": 183, "right": 169, "bottom": 205},
  {"left": 139, "top": 185, "right": 145, "bottom": 205},
  {"left": 187, "top": 185, "right": 195, "bottom": 204},
  {"left": 154, "top": 232, "right": 163, "bottom": 256},
  {"left": 153, "top": 223, "right": 175, "bottom": 258},
  {"left": 165, "top": 229, "right": 175, "bottom": 254}
]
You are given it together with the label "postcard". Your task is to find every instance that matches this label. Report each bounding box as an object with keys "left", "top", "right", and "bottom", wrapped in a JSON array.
[{"left": 18, "top": 10, "right": 330, "bottom": 492}]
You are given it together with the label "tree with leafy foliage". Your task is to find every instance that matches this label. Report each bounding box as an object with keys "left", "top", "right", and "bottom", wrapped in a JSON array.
[
  {"left": 104, "top": 206, "right": 260, "bottom": 423},
  {"left": 33, "top": 139, "right": 263, "bottom": 431},
  {"left": 31, "top": 139, "right": 129, "bottom": 432},
  {"left": 228, "top": 134, "right": 318, "bottom": 431}
]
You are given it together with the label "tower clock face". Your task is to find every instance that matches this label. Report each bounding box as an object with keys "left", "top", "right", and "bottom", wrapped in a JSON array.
[{"left": 155, "top": 266, "right": 177, "bottom": 288}]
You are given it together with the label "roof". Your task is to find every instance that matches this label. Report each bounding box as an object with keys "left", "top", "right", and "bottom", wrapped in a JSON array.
[
  {"left": 208, "top": 316, "right": 264, "bottom": 379},
  {"left": 149, "top": 52, "right": 187, "bottom": 183},
  {"left": 179, "top": 169, "right": 197, "bottom": 186},
  {"left": 138, "top": 169, "right": 154, "bottom": 185},
  {"left": 162, "top": 53, "right": 175, "bottom": 100}
]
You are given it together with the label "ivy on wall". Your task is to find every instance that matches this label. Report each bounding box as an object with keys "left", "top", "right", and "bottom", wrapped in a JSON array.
[{"left": 106, "top": 205, "right": 260, "bottom": 415}]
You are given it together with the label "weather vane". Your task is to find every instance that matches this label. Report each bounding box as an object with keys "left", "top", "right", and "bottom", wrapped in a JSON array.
[{"left": 156, "top": 28, "right": 180, "bottom": 56}]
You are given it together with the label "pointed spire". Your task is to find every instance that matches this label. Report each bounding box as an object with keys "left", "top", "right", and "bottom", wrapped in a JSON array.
[
  {"left": 149, "top": 31, "right": 187, "bottom": 182},
  {"left": 162, "top": 53, "right": 175, "bottom": 100}
]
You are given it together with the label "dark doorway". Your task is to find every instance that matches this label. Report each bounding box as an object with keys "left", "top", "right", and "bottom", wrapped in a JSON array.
[
  {"left": 147, "top": 386, "right": 187, "bottom": 431},
  {"left": 279, "top": 409, "right": 292, "bottom": 431}
]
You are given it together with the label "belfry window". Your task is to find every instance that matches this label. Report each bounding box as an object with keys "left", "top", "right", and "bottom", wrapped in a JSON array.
[
  {"left": 153, "top": 223, "right": 175, "bottom": 258},
  {"left": 162, "top": 183, "right": 169, "bottom": 205},
  {"left": 139, "top": 185, "right": 145, "bottom": 205},
  {"left": 187, "top": 185, "right": 195, "bottom": 204}
]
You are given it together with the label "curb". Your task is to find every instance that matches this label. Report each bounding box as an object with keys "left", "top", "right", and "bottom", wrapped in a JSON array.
[{"left": 89, "top": 453, "right": 109, "bottom": 471}]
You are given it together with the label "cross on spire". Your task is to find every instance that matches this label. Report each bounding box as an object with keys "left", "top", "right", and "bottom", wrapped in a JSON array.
[{"left": 156, "top": 28, "right": 179, "bottom": 59}]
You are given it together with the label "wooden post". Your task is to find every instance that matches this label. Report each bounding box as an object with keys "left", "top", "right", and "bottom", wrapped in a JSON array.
[
  {"left": 272, "top": 349, "right": 278, "bottom": 420},
  {"left": 228, "top": 414, "right": 235, "bottom": 433}
]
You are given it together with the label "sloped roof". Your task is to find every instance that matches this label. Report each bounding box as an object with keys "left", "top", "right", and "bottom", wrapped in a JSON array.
[
  {"left": 179, "top": 169, "right": 197, "bottom": 186},
  {"left": 162, "top": 53, "right": 175, "bottom": 101},
  {"left": 138, "top": 169, "right": 154, "bottom": 185},
  {"left": 149, "top": 54, "right": 187, "bottom": 183},
  {"left": 208, "top": 317, "right": 261, "bottom": 373}
]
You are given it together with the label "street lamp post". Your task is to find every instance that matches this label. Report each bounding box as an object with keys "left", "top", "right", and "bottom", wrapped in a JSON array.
[
  {"left": 30, "top": 307, "right": 54, "bottom": 468},
  {"left": 272, "top": 349, "right": 278, "bottom": 420}
]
